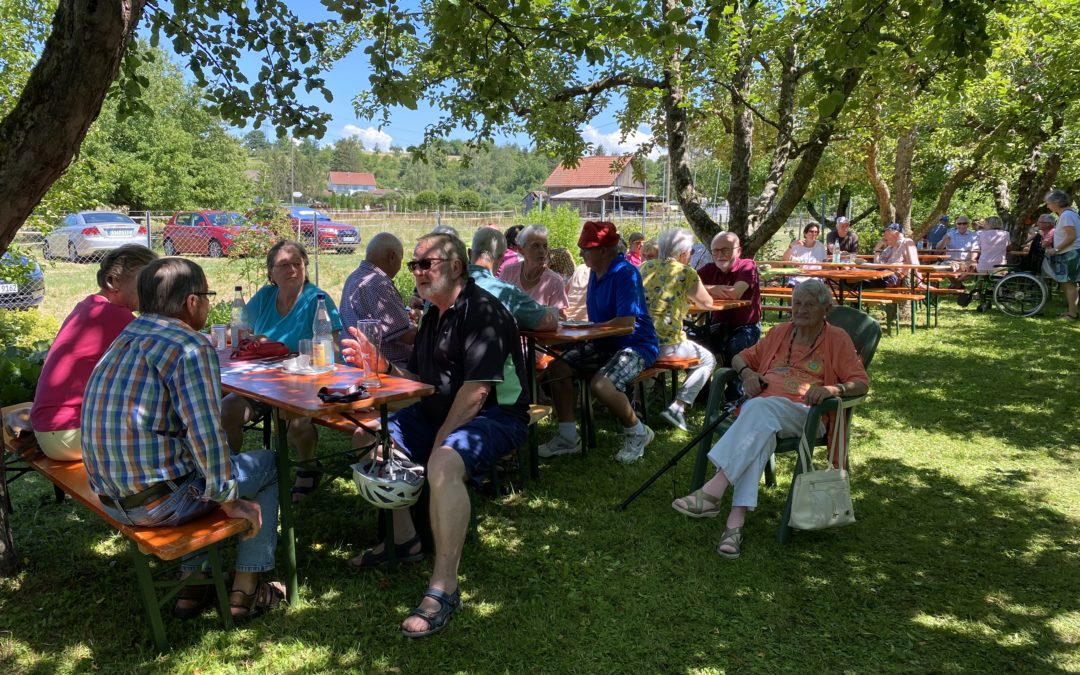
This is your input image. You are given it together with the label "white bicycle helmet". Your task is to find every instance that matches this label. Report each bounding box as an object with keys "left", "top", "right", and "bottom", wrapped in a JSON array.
[{"left": 352, "top": 455, "right": 426, "bottom": 509}]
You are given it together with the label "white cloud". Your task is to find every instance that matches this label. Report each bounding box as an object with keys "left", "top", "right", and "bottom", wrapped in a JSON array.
[
  {"left": 581, "top": 124, "right": 659, "bottom": 158},
  {"left": 341, "top": 124, "right": 394, "bottom": 151}
]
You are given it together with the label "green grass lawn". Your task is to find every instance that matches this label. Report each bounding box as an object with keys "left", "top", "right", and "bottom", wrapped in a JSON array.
[{"left": 3, "top": 300, "right": 1079, "bottom": 673}]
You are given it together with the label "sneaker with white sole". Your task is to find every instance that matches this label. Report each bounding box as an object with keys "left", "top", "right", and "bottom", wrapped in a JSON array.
[
  {"left": 615, "top": 425, "right": 654, "bottom": 464},
  {"left": 659, "top": 407, "right": 689, "bottom": 432},
  {"left": 538, "top": 434, "right": 582, "bottom": 458}
]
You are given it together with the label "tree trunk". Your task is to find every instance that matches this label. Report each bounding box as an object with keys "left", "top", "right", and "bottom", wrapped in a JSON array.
[
  {"left": 748, "top": 44, "right": 798, "bottom": 229},
  {"left": 864, "top": 120, "right": 894, "bottom": 227},
  {"left": 893, "top": 126, "right": 917, "bottom": 231},
  {"left": 0, "top": 0, "right": 145, "bottom": 254},
  {"left": 725, "top": 56, "right": 755, "bottom": 242},
  {"left": 664, "top": 59, "right": 719, "bottom": 244},
  {"left": 745, "top": 67, "right": 863, "bottom": 256}
]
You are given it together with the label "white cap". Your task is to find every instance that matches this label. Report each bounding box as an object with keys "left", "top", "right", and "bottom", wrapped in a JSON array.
[{"left": 835, "top": 216, "right": 849, "bottom": 225}]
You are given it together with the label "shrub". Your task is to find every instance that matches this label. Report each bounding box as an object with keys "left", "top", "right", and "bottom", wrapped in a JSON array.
[
  {"left": 414, "top": 190, "right": 439, "bottom": 210},
  {"left": 517, "top": 205, "right": 582, "bottom": 253},
  {"left": 0, "top": 309, "right": 60, "bottom": 351},
  {"left": 0, "top": 345, "right": 47, "bottom": 409}
]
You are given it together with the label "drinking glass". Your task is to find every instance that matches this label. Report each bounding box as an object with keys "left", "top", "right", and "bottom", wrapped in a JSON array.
[{"left": 355, "top": 320, "right": 384, "bottom": 388}]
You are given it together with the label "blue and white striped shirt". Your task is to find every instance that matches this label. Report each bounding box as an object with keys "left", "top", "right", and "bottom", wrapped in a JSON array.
[{"left": 81, "top": 314, "right": 238, "bottom": 503}]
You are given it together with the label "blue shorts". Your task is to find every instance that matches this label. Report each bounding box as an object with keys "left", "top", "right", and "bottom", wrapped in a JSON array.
[{"left": 388, "top": 403, "right": 527, "bottom": 483}]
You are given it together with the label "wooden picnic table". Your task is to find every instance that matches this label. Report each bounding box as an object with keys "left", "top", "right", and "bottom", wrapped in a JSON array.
[
  {"left": 519, "top": 321, "right": 633, "bottom": 455},
  {"left": 219, "top": 355, "right": 433, "bottom": 603}
]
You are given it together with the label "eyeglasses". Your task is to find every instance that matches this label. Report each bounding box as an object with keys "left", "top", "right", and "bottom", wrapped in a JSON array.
[
  {"left": 957, "top": 221, "right": 970, "bottom": 225},
  {"left": 806, "top": 230, "right": 820, "bottom": 234},
  {"left": 273, "top": 261, "right": 304, "bottom": 270},
  {"left": 407, "top": 257, "right": 450, "bottom": 273},
  {"left": 193, "top": 291, "right": 217, "bottom": 299},
  {"left": 711, "top": 247, "right": 735, "bottom": 254}
]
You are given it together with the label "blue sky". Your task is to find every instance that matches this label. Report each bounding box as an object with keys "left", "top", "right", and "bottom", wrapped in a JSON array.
[{"left": 168, "top": 1, "right": 656, "bottom": 154}]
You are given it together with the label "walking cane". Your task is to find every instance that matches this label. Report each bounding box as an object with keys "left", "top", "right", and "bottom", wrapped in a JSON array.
[{"left": 618, "top": 394, "right": 748, "bottom": 511}]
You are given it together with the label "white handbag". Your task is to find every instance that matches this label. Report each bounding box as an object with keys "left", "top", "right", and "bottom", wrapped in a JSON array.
[{"left": 788, "top": 400, "right": 855, "bottom": 530}]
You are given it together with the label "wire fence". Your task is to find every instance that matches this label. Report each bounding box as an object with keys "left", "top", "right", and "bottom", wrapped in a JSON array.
[{"left": 2, "top": 206, "right": 813, "bottom": 316}]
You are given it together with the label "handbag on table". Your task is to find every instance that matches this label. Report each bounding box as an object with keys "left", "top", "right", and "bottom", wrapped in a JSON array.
[
  {"left": 230, "top": 338, "right": 290, "bottom": 361},
  {"left": 788, "top": 399, "right": 856, "bottom": 531}
]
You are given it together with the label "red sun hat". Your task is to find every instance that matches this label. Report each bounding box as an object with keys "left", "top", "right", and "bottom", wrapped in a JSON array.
[{"left": 578, "top": 221, "right": 620, "bottom": 249}]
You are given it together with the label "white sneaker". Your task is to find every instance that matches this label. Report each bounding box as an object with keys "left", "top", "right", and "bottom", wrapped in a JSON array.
[
  {"left": 616, "top": 425, "right": 654, "bottom": 464},
  {"left": 538, "top": 434, "right": 582, "bottom": 458},
  {"left": 659, "top": 407, "right": 689, "bottom": 432}
]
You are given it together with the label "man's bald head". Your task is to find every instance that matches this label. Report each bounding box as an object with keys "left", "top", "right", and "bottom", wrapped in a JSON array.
[{"left": 365, "top": 232, "right": 404, "bottom": 277}]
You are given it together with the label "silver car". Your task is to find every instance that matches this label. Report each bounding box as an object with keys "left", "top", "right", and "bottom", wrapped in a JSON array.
[{"left": 43, "top": 211, "right": 149, "bottom": 261}]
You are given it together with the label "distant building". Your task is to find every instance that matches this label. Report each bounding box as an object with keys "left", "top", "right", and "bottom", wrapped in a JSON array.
[
  {"left": 542, "top": 155, "right": 654, "bottom": 216},
  {"left": 522, "top": 190, "right": 548, "bottom": 215},
  {"left": 327, "top": 171, "right": 377, "bottom": 195}
]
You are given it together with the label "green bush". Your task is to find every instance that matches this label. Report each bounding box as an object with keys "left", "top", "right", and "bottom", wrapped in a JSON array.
[
  {"left": 516, "top": 205, "right": 582, "bottom": 253},
  {"left": 0, "top": 309, "right": 60, "bottom": 351},
  {"left": 0, "top": 311, "right": 53, "bottom": 408},
  {"left": 414, "top": 190, "right": 439, "bottom": 210}
]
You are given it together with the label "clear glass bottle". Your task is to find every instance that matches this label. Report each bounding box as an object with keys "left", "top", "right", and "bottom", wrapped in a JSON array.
[
  {"left": 229, "top": 285, "right": 248, "bottom": 347},
  {"left": 311, "top": 293, "right": 334, "bottom": 368}
]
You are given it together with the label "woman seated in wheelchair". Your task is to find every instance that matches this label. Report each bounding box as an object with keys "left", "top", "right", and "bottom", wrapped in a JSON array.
[{"left": 671, "top": 279, "right": 869, "bottom": 559}]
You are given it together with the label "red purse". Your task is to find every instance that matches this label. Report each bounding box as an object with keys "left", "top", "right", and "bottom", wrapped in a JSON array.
[{"left": 230, "top": 338, "right": 290, "bottom": 361}]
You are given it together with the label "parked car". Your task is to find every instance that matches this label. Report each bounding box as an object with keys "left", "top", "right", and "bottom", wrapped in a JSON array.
[
  {"left": 43, "top": 211, "right": 148, "bottom": 262},
  {"left": 247, "top": 205, "right": 360, "bottom": 253},
  {"left": 162, "top": 210, "right": 255, "bottom": 257},
  {"left": 0, "top": 252, "right": 45, "bottom": 310}
]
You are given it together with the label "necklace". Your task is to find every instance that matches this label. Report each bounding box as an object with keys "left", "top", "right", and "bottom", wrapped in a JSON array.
[
  {"left": 783, "top": 323, "right": 825, "bottom": 367},
  {"left": 521, "top": 264, "right": 543, "bottom": 285}
]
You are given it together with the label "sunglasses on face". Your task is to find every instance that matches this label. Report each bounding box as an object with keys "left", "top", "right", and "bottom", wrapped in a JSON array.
[{"left": 407, "top": 257, "right": 450, "bottom": 273}]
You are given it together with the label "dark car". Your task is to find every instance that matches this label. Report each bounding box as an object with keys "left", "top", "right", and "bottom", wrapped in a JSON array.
[
  {"left": 247, "top": 206, "right": 360, "bottom": 254},
  {"left": 162, "top": 210, "right": 253, "bottom": 257},
  {"left": 0, "top": 252, "right": 45, "bottom": 310}
]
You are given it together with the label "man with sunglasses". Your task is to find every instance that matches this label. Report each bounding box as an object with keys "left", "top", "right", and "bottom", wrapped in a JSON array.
[
  {"left": 540, "top": 221, "right": 659, "bottom": 464},
  {"left": 342, "top": 232, "right": 530, "bottom": 638},
  {"left": 81, "top": 258, "right": 283, "bottom": 621}
]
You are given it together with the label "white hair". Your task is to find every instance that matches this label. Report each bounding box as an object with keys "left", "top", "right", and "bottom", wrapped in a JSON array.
[
  {"left": 658, "top": 227, "right": 695, "bottom": 260},
  {"left": 1045, "top": 189, "right": 1072, "bottom": 209},
  {"left": 517, "top": 224, "right": 549, "bottom": 248},
  {"left": 792, "top": 279, "right": 835, "bottom": 307}
]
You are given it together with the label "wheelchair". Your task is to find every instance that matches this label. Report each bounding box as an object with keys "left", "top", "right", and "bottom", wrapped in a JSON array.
[{"left": 965, "top": 266, "right": 1048, "bottom": 318}]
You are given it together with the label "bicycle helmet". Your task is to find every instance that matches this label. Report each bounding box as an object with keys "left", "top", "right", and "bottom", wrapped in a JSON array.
[{"left": 352, "top": 454, "right": 426, "bottom": 509}]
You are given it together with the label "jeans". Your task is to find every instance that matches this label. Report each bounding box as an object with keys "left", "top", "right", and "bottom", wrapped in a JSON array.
[{"left": 99, "top": 450, "right": 279, "bottom": 573}]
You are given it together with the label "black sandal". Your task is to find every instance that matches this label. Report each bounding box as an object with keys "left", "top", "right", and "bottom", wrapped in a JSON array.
[
  {"left": 347, "top": 534, "right": 423, "bottom": 571},
  {"left": 291, "top": 460, "right": 323, "bottom": 504},
  {"left": 401, "top": 587, "right": 461, "bottom": 638},
  {"left": 228, "top": 579, "right": 286, "bottom": 622}
]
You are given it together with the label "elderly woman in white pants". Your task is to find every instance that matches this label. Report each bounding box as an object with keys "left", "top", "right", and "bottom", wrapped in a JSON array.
[
  {"left": 638, "top": 227, "right": 718, "bottom": 432},
  {"left": 671, "top": 280, "right": 869, "bottom": 559}
]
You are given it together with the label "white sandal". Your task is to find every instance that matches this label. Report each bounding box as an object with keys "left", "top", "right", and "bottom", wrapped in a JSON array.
[{"left": 671, "top": 488, "right": 724, "bottom": 518}]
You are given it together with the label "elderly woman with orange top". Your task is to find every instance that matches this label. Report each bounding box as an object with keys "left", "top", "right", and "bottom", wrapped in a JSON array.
[{"left": 671, "top": 280, "right": 869, "bottom": 559}]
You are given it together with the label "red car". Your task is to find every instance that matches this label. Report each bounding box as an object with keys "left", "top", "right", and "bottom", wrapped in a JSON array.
[
  {"left": 246, "top": 205, "right": 360, "bottom": 254},
  {"left": 162, "top": 211, "right": 253, "bottom": 257}
]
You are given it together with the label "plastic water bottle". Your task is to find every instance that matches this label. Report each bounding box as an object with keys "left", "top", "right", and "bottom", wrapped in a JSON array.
[
  {"left": 832, "top": 246, "right": 841, "bottom": 264},
  {"left": 229, "top": 286, "right": 248, "bottom": 347},
  {"left": 311, "top": 294, "right": 334, "bottom": 368}
]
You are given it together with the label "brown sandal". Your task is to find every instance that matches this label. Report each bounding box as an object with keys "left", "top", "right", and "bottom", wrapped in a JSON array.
[
  {"left": 229, "top": 580, "right": 286, "bottom": 622},
  {"left": 173, "top": 572, "right": 215, "bottom": 619}
]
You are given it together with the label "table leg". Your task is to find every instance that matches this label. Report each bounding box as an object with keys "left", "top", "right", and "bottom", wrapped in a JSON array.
[
  {"left": 273, "top": 407, "right": 297, "bottom": 605},
  {"left": 378, "top": 403, "right": 397, "bottom": 564}
]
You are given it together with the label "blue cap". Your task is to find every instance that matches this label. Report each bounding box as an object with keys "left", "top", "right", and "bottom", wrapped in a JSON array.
[
  {"left": 940, "top": 214, "right": 950, "bottom": 221},
  {"left": 884, "top": 222, "right": 903, "bottom": 233}
]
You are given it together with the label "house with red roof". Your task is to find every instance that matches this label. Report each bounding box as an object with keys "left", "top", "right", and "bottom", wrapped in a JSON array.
[
  {"left": 541, "top": 155, "right": 650, "bottom": 216},
  {"left": 327, "top": 171, "right": 377, "bottom": 195}
]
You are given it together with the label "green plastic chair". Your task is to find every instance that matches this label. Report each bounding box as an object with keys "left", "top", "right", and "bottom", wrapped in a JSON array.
[{"left": 689, "top": 305, "right": 882, "bottom": 543}]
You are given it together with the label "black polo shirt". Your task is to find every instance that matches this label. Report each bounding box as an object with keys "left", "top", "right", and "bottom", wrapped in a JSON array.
[{"left": 407, "top": 278, "right": 530, "bottom": 424}]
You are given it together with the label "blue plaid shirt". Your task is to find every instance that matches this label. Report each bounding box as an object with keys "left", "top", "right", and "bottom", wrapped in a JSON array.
[{"left": 81, "top": 314, "right": 238, "bottom": 503}]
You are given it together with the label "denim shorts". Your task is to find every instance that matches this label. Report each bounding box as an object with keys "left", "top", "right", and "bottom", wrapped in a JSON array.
[{"left": 389, "top": 404, "right": 527, "bottom": 484}]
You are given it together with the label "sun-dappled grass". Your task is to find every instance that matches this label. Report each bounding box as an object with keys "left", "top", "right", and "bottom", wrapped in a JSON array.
[{"left": 2, "top": 300, "right": 1079, "bottom": 673}]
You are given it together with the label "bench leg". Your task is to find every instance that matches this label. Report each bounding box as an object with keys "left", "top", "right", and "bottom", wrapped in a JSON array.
[
  {"left": 207, "top": 544, "right": 235, "bottom": 630},
  {"left": 273, "top": 408, "right": 298, "bottom": 605},
  {"left": 130, "top": 545, "right": 170, "bottom": 652}
]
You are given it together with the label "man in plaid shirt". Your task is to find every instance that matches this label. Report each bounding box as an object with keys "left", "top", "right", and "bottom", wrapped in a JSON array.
[
  {"left": 339, "top": 232, "right": 416, "bottom": 369},
  {"left": 82, "top": 257, "right": 283, "bottom": 621}
]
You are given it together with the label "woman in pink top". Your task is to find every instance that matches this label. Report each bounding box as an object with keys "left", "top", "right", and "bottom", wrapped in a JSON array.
[
  {"left": 30, "top": 244, "right": 158, "bottom": 461},
  {"left": 974, "top": 216, "right": 1010, "bottom": 274},
  {"left": 498, "top": 224, "right": 569, "bottom": 312}
]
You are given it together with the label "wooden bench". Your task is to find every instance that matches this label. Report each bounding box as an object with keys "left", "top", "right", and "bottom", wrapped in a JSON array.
[
  {"left": 761, "top": 286, "right": 921, "bottom": 335},
  {"left": 5, "top": 447, "right": 249, "bottom": 651},
  {"left": 629, "top": 356, "right": 701, "bottom": 425}
]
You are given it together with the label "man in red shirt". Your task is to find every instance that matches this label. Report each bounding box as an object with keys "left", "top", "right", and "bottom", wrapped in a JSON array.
[{"left": 696, "top": 232, "right": 762, "bottom": 397}]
